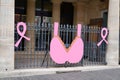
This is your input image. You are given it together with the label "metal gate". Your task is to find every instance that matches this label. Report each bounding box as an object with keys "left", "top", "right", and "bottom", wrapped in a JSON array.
[{"left": 15, "top": 23, "right": 107, "bottom": 69}]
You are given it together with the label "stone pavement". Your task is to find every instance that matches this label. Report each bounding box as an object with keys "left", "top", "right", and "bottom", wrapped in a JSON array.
[{"left": 1, "top": 68, "right": 120, "bottom": 80}]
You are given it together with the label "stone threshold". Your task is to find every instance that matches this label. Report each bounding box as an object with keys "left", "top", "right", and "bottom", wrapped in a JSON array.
[{"left": 0, "top": 65, "right": 120, "bottom": 78}]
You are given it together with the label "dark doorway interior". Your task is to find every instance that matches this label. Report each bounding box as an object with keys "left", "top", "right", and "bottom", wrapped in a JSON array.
[
  {"left": 60, "top": 2, "right": 74, "bottom": 25},
  {"left": 102, "top": 12, "right": 108, "bottom": 27}
]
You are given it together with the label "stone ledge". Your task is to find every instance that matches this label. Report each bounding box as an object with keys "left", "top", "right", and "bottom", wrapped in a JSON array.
[{"left": 0, "top": 65, "right": 120, "bottom": 78}]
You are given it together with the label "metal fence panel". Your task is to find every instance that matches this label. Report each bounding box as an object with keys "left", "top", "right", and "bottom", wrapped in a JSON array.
[{"left": 15, "top": 23, "right": 107, "bottom": 69}]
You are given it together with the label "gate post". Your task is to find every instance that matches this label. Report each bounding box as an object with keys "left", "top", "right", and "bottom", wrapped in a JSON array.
[
  {"left": 0, "top": 0, "right": 14, "bottom": 71},
  {"left": 106, "top": 0, "right": 119, "bottom": 65}
]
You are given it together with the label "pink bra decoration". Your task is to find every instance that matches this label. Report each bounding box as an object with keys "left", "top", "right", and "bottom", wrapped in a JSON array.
[{"left": 50, "top": 22, "right": 84, "bottom": 64}]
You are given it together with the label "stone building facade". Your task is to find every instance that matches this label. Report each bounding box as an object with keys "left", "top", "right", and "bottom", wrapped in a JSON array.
[{"left": 0, "top": 0, "right": 119, "bottom": 72}]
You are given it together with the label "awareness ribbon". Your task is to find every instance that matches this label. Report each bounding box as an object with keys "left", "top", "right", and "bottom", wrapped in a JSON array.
[
  {"left": 97, "top": 28, "right": 108, "bottom": 46},
  {"left": 15, "top": 22, "right": 30, "bottom": 47}
]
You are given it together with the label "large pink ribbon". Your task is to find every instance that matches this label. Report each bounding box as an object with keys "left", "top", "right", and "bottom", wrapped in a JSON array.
[
  {"left": 97, "top": 28, "right": 108, "bottom": 46},
  {"left": 15, "top": 22, "right": 30, "bottom": 47}
]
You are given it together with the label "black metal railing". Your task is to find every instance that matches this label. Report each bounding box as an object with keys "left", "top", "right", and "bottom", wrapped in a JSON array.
[{"left": 15, "top": 23, "right": 107, "bottom": 69}]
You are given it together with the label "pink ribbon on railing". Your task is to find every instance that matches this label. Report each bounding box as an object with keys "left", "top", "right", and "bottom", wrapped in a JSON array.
[
  {"left": 97, "top": 28, "right": 108, "bottom": 46},
  {"left": 15, "top": 22, "right": 30, "bottom": 47}
]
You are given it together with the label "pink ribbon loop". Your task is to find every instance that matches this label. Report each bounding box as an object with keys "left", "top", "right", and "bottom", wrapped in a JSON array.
[
  {"left": 15, "top": 22, "right": 30, "bottom": 47},
  {"left": 97, "top": 28, "right": 108, "bottom": 46}
]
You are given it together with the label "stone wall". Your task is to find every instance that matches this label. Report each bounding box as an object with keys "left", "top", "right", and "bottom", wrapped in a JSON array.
[
  {"left": 72, "top": 0, "right": 108, "bottom": 25},
  {"left": 87, "top": 0, "right": 109, "bottom": 24},
  {"left": 0, "top": 0, "right": 14, "bottom": 71}
]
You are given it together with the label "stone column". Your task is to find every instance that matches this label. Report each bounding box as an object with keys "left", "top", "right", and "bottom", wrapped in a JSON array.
[
  {"left": 51, "top": 0, "right": 62, "bottom": 23},
  {"left": 106, "top": 0, "right": 119, "bottom": 65},
  {"left": 73, "top": 2, "right": 85, "bottom": 25},
  {"left": 0, "top": 0, "right": 14, "bottom": 71},
  {"left": 119, "top": 0, "right": 120, "bottom": 63},
  {"left": 26, "top": 0, "right": 36, "bottom": 52}
]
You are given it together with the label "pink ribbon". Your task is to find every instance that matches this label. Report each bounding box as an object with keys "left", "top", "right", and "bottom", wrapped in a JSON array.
[
  {"left": 15, "top": 22, "right": 30, "bottom": 47},
  {"left": 97, "top": 28, "right": 108, "bottom": 46}
]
